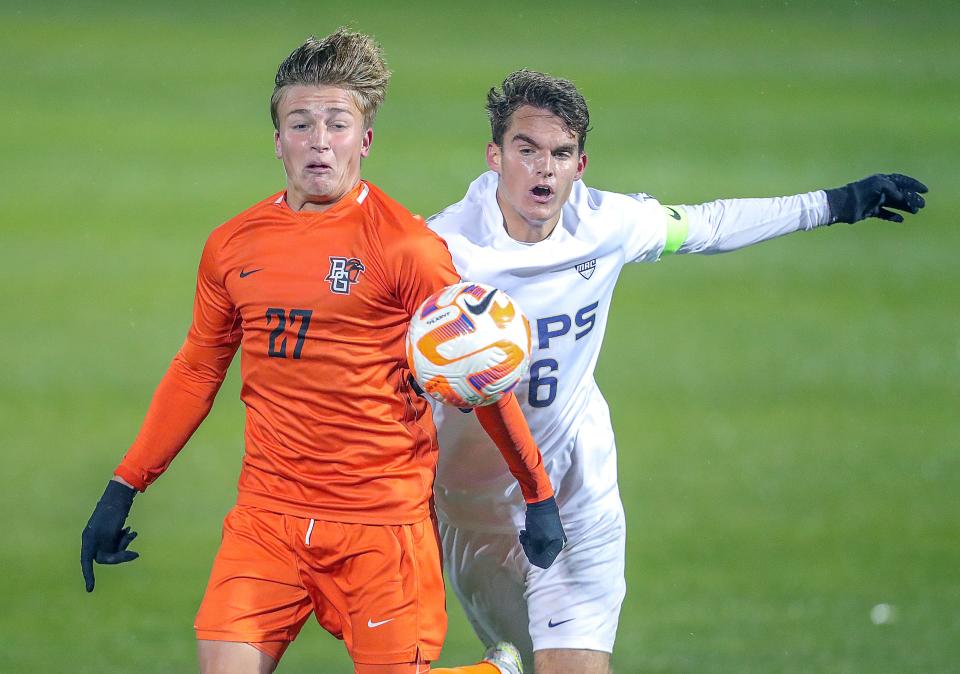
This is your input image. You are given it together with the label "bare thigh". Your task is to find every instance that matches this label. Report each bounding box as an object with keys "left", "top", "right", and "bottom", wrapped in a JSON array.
[
  {"left": 197, "top": 640, "right": 278, "bottom": 674},
  {"left": 534, "top": 648, "right": 611, "bottom": 674}
]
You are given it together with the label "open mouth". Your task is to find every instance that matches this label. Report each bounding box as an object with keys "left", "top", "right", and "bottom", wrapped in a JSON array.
[
  {"left": 306, "top": 162, "right": 332, "bottom": 173},
  {"left": 530, "top": 185, "right": 553, "bottom": 202}
]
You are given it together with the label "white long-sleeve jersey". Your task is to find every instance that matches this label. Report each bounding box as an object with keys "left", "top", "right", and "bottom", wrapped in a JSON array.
[{"left": 428, "top": 171, "right": 831, "bottom": 532}]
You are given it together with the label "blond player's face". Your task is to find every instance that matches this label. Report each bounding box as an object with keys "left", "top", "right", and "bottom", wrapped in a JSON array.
[
  {"left": 274, "top": 85, "right": 372, "bottom": 211},
  {"left": 486, "top": 105, "right": 587, "bottom": 240}
]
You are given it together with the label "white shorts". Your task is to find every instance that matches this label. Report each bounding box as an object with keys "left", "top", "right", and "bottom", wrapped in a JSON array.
[{"left": 439, "top": 504, "right": 626, "bottom": 665}]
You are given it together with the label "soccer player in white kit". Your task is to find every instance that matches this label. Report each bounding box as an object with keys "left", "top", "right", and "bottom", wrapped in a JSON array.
[{"left": 426, "top": 70, "right": 927, "bottom": 674}]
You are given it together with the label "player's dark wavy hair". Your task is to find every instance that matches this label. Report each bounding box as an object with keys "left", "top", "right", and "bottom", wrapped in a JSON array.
[
  {"left": 487, "top": 69, "right": 591, "bottom": 152},
  {"left": 271, "top": 28, "right": 391, "bottom": 130}
]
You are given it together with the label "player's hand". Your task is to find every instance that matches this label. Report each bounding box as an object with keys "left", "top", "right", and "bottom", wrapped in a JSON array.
[
  {"left": 825, "top": 173, "right": 927, "bottom": 224},
  {"left": 520, "top": 496, "right": 566, "bottom": 569},
  {"left": 81, "top": 479, "right": 139, "bottom": 592}
]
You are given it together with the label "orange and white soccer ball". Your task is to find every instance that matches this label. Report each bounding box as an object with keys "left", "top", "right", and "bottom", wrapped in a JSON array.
[{"left": 407, "top": 282, "right": 531, "bottom": 408}]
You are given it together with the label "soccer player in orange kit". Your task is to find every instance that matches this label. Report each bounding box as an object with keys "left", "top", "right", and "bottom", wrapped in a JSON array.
[{"left": 79, "top": 29, "right": 562, "bottom": 674}]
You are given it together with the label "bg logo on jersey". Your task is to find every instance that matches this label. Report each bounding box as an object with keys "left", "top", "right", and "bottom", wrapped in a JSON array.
[{"left": 325, "top": 257, "right": 365, "bottom": 294}]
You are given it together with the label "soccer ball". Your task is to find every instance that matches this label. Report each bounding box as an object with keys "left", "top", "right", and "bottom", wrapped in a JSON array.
[{"left": 407, "top": 282, "right": 531, "bottom": 408}]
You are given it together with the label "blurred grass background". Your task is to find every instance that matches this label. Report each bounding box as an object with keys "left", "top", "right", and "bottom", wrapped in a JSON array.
[{"left": 1, "top": 0, "right": 957, "bottom": 671}]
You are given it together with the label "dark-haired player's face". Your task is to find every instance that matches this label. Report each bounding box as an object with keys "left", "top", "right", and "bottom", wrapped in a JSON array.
[
  {"left": 274, "top": 85, "right": 372, "bottom": 211},
  {"left": 486, "top": 105, "right": 587, "bottom": 241}
]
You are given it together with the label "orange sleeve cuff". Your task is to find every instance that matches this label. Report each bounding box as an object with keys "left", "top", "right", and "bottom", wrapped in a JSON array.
[
  {"left": 113, "top": 464, "right": 147, "bottom": 492},
  {"left": 474, "top": 392, "right": 554, "bottom": 504}
]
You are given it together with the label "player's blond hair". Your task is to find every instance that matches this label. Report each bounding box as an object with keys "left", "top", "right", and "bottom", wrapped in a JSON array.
[
  {"left": 271, "top": 28, "right": 391, "bottom": 130},
  {"left": 487, "top": 69, "right": 591, "bottom": 152}
]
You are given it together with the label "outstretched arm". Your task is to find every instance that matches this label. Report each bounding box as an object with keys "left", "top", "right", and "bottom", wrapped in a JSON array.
[
  {"left": 669, "top": 173, "right": 927, "bottom": 256},
  {"left": 474, "top": 393, "right": 566, "bottom": 569},
  {"left": 81, "top": 339, "right": 238, "bottom": 592},
  {"left": 81, "top": 231, "right": 241, "bottom": 592},
  {"left": 474, "top": 392, "right": 554, "bottom": 503}
]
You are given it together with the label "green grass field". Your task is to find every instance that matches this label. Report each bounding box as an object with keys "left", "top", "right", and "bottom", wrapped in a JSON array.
[{"left": 2, "top": 1, "right": 958, "bottom": 671}]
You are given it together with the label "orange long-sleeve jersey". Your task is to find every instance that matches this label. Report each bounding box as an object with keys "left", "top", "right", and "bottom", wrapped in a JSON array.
[{"left": 115, "top": 181, "right": 553, "bottom": 524}]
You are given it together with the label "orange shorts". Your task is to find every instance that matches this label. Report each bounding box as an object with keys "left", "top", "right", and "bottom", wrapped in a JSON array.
[{"left": 194, "top": 505, "right": 447, "bottom": 665}]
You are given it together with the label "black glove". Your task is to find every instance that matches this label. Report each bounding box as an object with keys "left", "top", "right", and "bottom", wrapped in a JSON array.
[
  {"left": 825, "top": 173, "right": 927, "bottom": 224},
  {"left": 81, "top": 480, "right": 139, "bottom": 592},
  {"left": 519, "top": 496, "right": 566, "bottom": 569}
]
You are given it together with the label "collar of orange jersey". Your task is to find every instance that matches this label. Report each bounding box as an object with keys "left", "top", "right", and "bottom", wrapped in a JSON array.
[{"left": 274, "top": 181, "right": 370, "bottom": 214}]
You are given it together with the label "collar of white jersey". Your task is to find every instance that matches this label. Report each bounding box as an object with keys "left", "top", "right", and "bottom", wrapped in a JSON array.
[{"left": 472, "top": 170, "right": 572, "bottom": 248}]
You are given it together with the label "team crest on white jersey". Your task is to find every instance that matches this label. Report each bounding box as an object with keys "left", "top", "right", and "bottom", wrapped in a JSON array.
[
  {"left": 576, "top": 259, "right": 597, "bottom": 279},
  {"left": 325, "top": 256, "right": 365, "bottom": 294}
]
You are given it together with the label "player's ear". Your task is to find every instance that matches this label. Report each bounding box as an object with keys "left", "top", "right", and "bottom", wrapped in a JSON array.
[
  {"left": 486, "top": 142, "right": 502, "bottom": 174},
  {"left": 360, "top": 128, "right": 374, "bottom": 158},
  {"left": 274, "top": 130, "right": 282, "bottom": 160},
  {"left": 574, "top": 151, "right": 588, "bottom": 181}
]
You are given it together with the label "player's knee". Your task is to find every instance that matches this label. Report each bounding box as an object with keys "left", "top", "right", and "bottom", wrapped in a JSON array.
[
  {"left": 534, "top": 648, "right": 611, "bottom": 674},
  {"left": 197, "top": 639, "right": 279, "bottom": 674}
]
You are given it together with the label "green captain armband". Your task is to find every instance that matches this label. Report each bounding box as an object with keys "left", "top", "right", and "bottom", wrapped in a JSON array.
[{"left": 661, "top": 205, "right": 689, "bottom": 256}]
